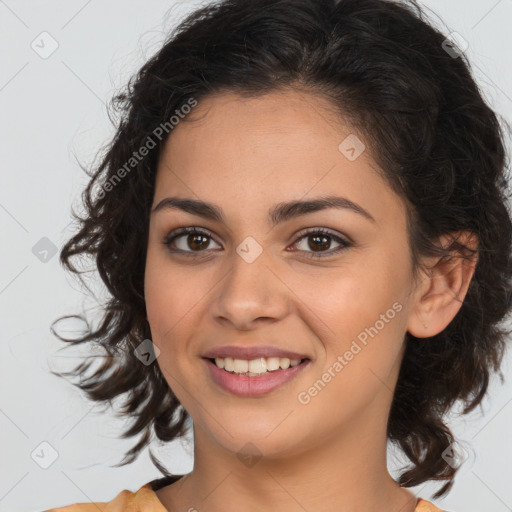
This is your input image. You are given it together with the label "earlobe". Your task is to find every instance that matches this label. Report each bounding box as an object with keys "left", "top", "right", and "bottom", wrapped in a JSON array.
[{"left": 406, "top": 231, "right": 478, "bottom": 338}]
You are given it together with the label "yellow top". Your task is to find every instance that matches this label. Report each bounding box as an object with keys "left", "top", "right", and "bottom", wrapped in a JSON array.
[{"left": 44, "top": 481, "right": 446, "bottom": 512}]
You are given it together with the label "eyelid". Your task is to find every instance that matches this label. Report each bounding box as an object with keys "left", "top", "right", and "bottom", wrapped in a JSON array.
[
  {"left": 163, "top": 226, "right": 221, "bottom": 251},
  {"left": 288, "top": 227, "right": 352, "bottom": 258},
  {"left": 292, "top": 226, "right": 352, "bottom": 245},
  {"left": 162, "top": 226, "right": 352, "bottom": 257}
]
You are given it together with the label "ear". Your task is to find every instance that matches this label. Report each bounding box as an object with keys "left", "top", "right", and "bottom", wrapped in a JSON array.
[{"left": 407, "top": 231, "right": 479, "bottom": 338}]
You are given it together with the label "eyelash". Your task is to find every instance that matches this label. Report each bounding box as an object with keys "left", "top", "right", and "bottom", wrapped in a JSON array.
[{"left": 162, "top": 226, "right": 352, "bottom": 259}]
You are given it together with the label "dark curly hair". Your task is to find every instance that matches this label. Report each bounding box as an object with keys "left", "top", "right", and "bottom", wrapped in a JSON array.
[{"left": 50, "top": 0, "right": 512, "bottom": 499}]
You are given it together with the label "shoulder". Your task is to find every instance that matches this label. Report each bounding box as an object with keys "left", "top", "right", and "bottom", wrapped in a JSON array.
[
  {"left": 43, "top": 482, "right": 167, "bottom": 512},
  {"left": 415, "top": 497, "right": 449, "bottom": 512}
]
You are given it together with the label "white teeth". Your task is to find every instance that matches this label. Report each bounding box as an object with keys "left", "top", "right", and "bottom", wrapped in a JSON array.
[
  {"left": 266, "top": 357, "right": 281, "bottom": 371},
  {"left": 248, "top": 358, "right": 267, "bottom": 373},
  {"left": 212, "top": 356, "right": 304, "bottom": 375},
  {"left": 233, "top": 359, "right": 249, "bottom": 373},
  {"left": 280, "top": 358, "right": 290, "bottom": 370}
]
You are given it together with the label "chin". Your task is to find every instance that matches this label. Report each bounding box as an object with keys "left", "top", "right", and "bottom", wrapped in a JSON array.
[{"left": 200, "top": 419, "right": 306, "bottom": 461}]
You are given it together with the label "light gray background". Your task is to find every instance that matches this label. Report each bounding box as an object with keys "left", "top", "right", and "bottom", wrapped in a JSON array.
[{"left": 1, "top": 1, "right": 511, "bottom": 511}]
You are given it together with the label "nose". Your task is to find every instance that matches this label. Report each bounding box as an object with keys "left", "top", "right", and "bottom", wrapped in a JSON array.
[{"left": 210, "top": 245, "right": 289, "bottom": 330}]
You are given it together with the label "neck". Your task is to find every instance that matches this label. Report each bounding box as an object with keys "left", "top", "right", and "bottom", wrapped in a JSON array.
[{"left": 156, "top": 396, "right": 418, "bottom": 512}]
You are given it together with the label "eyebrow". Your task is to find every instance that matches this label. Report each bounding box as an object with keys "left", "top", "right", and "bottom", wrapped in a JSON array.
[{"left": 151, "top": 195, "right": 376, "bottom": 225}]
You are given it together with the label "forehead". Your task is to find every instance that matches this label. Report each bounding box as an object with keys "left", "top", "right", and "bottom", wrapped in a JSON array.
[
  {"left": 166, "top": 88, "right": 350, "bottom": 152},
  {"left": 154, "top": 89, "right": 406, "bottom": 229}
]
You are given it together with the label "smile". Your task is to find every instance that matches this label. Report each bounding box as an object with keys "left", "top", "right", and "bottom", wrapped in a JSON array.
[
  {"left": 212, "top": 356, "right": 304, "bottom": 375},
  {"left": 203, "top": 357, "right": 311, "bottom": 396}
]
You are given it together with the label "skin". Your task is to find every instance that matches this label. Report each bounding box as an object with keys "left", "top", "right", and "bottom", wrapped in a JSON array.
[{"left": 144, "top": 88, "right": 478, "bottom": 512}]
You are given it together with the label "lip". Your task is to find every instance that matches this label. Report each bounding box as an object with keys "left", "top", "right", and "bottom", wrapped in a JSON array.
[
  {"left": 202, "top": 345, "right": 310, "bottom": 360},
  {"left": 204, "top": 357, "right": 311, "bottom": 397}
]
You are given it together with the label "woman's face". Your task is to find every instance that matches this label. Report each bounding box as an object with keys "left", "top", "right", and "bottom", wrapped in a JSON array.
[{"left": 145, "top": 89, "right": 422, "bottom": 460}]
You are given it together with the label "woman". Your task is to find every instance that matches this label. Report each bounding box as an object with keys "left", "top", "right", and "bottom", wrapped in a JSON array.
[{"left": 46, "top": 0, "right": 512, "bottom": 510}]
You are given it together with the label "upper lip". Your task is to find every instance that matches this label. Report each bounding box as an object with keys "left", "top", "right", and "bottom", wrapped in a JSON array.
[{"left": 202, "top": 345, "right": 310, "bottom": 361}]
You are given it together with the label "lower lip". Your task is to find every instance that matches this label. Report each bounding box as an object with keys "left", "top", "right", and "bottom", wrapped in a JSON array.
[{"left": 204, "top": 358, "right": 310, "bottom": 397}]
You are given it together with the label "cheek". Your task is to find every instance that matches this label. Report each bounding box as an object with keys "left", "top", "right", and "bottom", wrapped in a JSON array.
[
  {"left": 293, "top": 263, "right": 401, "bottom": 328},
  {"left": 144, "top": 248, "right": 182, "bottom": 334},
  {"left": 294, "top": 258, "right": 408, "bottom": 369},
  {"left": 297, "top": 277, "right": 407, "bottom": 419},
  {"left": 144, "top": 256, "right": 193, "bottom": 383},
  {"left": 144, "top": 249, "right": 212, "bottom": 341},
  {"left": 325, "top": 270, "right": 408, "bottom": 391}
]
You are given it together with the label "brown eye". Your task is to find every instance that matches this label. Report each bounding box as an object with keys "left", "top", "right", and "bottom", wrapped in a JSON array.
[
  {"left": 292, "top": 229, "right": 351, "bottom": 258},
  {"left": 163, "top": 227, "right": 221, "bottom": 253},
  {"left": 186, "top": 233, "right": 210, "bottom": 251},
  {"left": 307, "top": 234, "right": 332, "bottom": 251}
]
